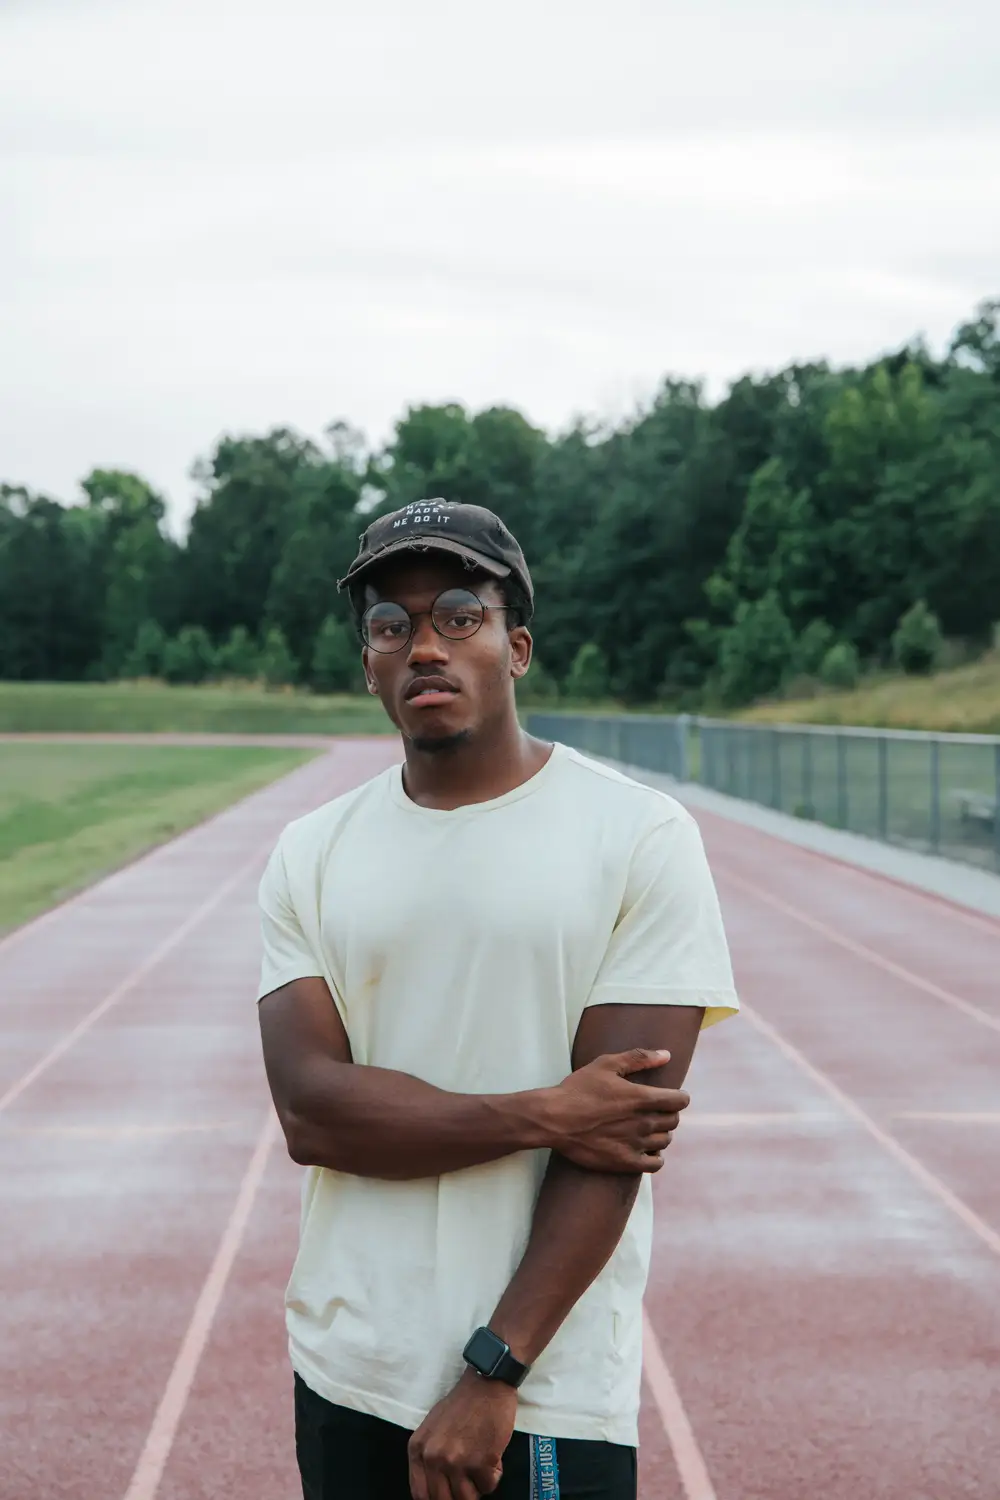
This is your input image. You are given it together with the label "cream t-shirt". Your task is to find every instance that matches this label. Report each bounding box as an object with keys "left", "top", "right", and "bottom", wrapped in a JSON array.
[{"left": 257, "top": 743, "right": 738, "bottom": 1446}]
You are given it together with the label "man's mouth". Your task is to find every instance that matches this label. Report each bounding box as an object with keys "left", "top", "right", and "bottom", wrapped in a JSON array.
[{"left": 404, "top": 677, "right": 460, "bottom": 707}]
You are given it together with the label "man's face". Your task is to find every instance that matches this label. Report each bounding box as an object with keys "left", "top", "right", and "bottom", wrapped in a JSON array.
[{"left": 360, "top": 555, "right": 532, "bottom": 751}]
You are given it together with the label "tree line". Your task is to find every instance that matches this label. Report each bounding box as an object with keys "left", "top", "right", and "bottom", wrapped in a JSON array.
[{"left": 2, "top": 297, "right": 998, "bottom": 708}]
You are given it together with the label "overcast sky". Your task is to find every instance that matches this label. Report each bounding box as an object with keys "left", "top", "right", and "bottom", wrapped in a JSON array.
[{"left": 2, "top": 0, "right": 998, "bottom": 531}]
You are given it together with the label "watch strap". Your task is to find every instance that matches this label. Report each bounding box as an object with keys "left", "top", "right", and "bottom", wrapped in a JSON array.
[{"left": 489, "top": 1345, "right": 529, "bottom": 1389}]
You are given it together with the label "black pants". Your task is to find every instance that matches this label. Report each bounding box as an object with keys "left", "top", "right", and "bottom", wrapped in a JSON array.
[{"left": 294, "top": 1374, "right": 637, "bottom": 1499}]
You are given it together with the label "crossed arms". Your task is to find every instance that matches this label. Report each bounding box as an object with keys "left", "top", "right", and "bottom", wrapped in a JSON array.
[{"left": 258, "top": 976, "right": 703, "bottom": 1499}]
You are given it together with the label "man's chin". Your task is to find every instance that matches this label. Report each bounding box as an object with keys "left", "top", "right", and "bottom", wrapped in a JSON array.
[{"left": 408, "top": 728, "right": 473, "bottom": 755}]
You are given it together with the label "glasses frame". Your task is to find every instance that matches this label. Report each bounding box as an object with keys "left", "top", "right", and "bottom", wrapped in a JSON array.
[{"left": 361, "top": 588, "right": 508, "bottom": 654}]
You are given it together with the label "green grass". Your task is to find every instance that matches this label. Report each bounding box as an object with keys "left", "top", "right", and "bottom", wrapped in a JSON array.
[
  {"left": 739, "top": 653, "right": 1000, "bottom": 735},
  {"left": 0, "top": 681, "right": 393, "bottom": 735},
  {"left": 0, "top": 743, "right": 317, "bottom": 933}
]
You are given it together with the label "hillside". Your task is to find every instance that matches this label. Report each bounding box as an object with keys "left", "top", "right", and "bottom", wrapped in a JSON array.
[{"left": 739, "top": 655, "right": 1000, "bottom": 736}]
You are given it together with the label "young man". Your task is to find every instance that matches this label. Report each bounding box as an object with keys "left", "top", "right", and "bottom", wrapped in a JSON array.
[{"left": 257, "top": 499, "right": 739, "bottom": 1500}]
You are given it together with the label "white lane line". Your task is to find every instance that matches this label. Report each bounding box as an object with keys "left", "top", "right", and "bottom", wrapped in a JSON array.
[
  {"left": 721, "top": 867, "right": 1000, "bottom": 1036},
  {"left": 742, "top": 1002, "right": 1000, "bottom": 1260},
  {"left": 642, "top": 1309, "right": 718, "bottom": 1500},
  {"left": 684, "top": 1111, "right": 831, "bottom": 1127},
  {"left": 892, "top": 1111, "right": 1000, "bottom": 1124},
  {"left": 122, "top": 1110, "right": 280, "bottom": 1500},
  {"left": 4, "top": 1120, "right": 240, "bottom": 1139},
  {"left": 0, "top": 841, "right": 272, "bottom": 1117}
]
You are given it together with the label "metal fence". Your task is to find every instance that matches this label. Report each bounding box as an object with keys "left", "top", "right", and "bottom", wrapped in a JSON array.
[
  {"left": 527, "top": 712, "right": 1000, "bottom": 873},
  {"left": 528, "top": 712, "right": 691, "bottom": 783}
]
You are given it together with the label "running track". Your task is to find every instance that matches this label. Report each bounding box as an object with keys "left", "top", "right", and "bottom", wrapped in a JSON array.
[{"left": 2, "top": 739, "right": 998, "bottom": 1499}]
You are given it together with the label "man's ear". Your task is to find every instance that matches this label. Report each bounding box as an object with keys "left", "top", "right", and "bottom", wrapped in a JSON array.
[
  {"left": 509, "top": 626, "right": 532, "bottom": 681},
  {"left": 361, "top": 644, "right": 378, "bottom": 694}
]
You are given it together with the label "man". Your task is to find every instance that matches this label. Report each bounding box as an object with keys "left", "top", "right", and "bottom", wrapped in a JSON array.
[{"left": 257, "top": 498, "right": 739, "bottom": 1500}]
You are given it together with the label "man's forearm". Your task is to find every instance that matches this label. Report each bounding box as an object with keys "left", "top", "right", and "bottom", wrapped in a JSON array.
[
  {"left": 480, "top": 1006, "right": 704, "bottom": 1365},
  {"left": 283, "top": 1060, "right": 550, "bottom": 1179},
  {"left": 486, "top": 1153, "right": 641, "bottom": 1365}
]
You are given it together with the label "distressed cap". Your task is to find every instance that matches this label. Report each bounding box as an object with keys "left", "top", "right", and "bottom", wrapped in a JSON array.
[{"left": 338, "top": 499, "right": 533, "bottom": 616}]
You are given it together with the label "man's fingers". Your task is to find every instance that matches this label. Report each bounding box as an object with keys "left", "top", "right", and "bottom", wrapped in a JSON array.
[
  {"left": 409, "top": 1447, "right": 482, "bottom": 1500},
  {"left": 631, "top": 1083, "right": 690, "bottom": 1113},
  {"left": 430, "top": 1462, "right": 458, "bottom": 1500},
  {"left": 439, "top": 1462, "right": 481, "bottom": 1500},
  {"left": 612, "top": 1047, "right": 671, "bottom": 1076},
  {"left": 440, "top": 1470, "right": 471, "bottom": 1500},
  {"left": 472, "top": 1461, "right": 503, "bottom": 1496},
  {"left": 408, "top": 1452, "right": 430, "bottom": 1500},
  {"left": 644, "top": 1130, "right": 674, "bottom": 1152},
  {"left": 625, "top": 1144, "right": 664, "bottom": 1171}
]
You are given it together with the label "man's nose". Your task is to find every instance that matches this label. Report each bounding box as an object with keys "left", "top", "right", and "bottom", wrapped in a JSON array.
[{"left": 406, "top": 614, "right": 450, "bottom": 664}]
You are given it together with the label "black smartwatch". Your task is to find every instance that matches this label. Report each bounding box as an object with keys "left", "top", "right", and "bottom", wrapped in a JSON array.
[{"left": 462, "top": 1326, "right": 530, "bottom": 1388}]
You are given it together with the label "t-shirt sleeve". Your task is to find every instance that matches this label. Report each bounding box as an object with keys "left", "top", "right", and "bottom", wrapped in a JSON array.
[
  {"left": 257, "top": 834, "right": 324, "bottom": 1002},
  {"left": 586, "top": 808, "right": 739, "bottom": 1029}
]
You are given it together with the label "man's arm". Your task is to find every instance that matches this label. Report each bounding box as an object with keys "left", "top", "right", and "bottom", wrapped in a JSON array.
[
  {"left": 407, "top": 1002, "right": 702, "bottom": 1500},
  {"left": 486, "top": 1001, "right": 702, "bottom": 1360},
  {"left": 259, "top": 976, "right": 689, "bottom": 1181}
]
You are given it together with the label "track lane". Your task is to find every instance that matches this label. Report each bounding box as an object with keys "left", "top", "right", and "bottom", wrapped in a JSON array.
[
  {"left": 644, "top": 1011, "right": 1000, "bottom": 1500},
  {"left": 637, "top": 804, "right": 1000, "bottom": 1499},
  {"left": 697, "top": 808, "right": 1000, "bottom": 1024},
  {"left": 0, "top": 742, "right": 399, "bottom": 1500},
  {"left": 4, "top": 742, "right": 998, "bottom": 1500}
]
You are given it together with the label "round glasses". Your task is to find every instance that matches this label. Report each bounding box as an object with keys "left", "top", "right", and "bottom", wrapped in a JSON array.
[{"left": 362, "top": 588, "right": 504, "bottom": 654}]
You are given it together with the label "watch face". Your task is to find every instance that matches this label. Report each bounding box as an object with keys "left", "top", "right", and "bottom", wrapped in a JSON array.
[{"left": 463, "top": 1326, "right": 505, "bottom": 1376}]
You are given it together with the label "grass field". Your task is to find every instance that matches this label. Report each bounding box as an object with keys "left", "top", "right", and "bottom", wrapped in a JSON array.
[
  {"left": 739, "top": 653, "right": 1000, "bottom": 735},
  {"left": 0, "top": 743, "right": 316, "bottom": 933},
  {"left": 0, "top": 681, "right": 392, "bottom": 735}
]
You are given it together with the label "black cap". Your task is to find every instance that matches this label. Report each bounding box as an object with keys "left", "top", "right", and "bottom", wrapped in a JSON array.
[{"left": 338, "top": 499, "right": 534, "bottom": 617}]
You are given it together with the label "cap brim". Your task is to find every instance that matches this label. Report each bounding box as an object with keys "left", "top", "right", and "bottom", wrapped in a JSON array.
[{"left": 337, "top": 535, "right": 511, "bottom": 593}]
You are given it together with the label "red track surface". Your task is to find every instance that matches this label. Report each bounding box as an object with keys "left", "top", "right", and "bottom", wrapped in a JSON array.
[{"left": 2, "top": 741, "right": 998, "bottom": 1500}]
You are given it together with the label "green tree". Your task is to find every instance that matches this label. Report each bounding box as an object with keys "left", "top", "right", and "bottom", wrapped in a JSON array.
[
  {"left": 794, "top": 619, "right": 835, "bottom": 677},
  {"left": 121, "top": 619, "right": 167, "bottom": 678},
  {"left": 310, "top": 616, "right": 362, "bottom": 693},
  {"left": 705, "top": 457, "right": 818, "bottom": 626},
  {"left": 178, "top": 429, "right": 328, "bottom": 640},
  {"left": 565, "top": 643, "right": 610, "bottom": 701},
  {"left": 215, "top": 625, "right": 259, "bottom": 680},
  {"left": 162, "top": 626, "right": 215, "bottom": 684},
  {"left": 4, "top": 294, "right": 1000, "bottom": 704},
  {"left": 818, "top": 640, "right": 860, "bottom": 690},
  {"left": 80, "top": 469, "right": 176, "bottom": 675},
  {"left": 264, "top": 515, "right": 355, "bottom": 673},
  {"left": 891, "top": 601, "right": 943, "bottom": 674},
  {"left": 716, "top": 591, "right": 795, "bottom": 705},
  {"left": 949, "top": 297, "right": 1000, "bottom": 378},
  {"left": 516, "top": 657, "right": 560, "bottom": 703},
  {"left": 0, "top": 488, "right": 101, "bottom": 680},
  {"left": 259, "top": 626, "right": 297, "bottom": 688},
  {"left": 815, "top": 361, "right": 944, "bottom": 651}
]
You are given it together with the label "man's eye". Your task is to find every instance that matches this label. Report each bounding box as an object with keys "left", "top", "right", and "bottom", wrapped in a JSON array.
[{"left": 375, "top": 620, "right": 407, "bottom": 638}]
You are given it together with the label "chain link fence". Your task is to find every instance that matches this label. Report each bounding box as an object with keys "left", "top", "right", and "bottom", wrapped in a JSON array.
[
  {"left": 528, "top": 712, "right": 691, "bottom": 783},
  {"left": 527, "top": 712, "right": 1000, "bottom": 873}
]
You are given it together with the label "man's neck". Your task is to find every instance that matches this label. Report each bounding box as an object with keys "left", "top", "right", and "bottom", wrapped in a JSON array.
[{"left": 400, "top": 719, "right": 552, "bottom": 811}]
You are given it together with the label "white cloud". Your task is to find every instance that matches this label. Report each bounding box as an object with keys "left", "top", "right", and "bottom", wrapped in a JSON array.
[{"left": 1, "top": 0, "right": 998, "bottom": 531}]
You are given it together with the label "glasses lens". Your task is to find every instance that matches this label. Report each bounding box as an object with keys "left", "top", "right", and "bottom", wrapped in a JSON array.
[
  {"left": 363, "top": 601, "right": 411, "bottom": 653},
  {"left": 432, "top": 589, "right": 485, "bottom": 639}
]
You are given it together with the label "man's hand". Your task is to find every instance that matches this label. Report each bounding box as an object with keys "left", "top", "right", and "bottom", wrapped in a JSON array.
[
  {"left": 408, "top": 1370, "right": 516, "bottom": 1500},
  {"left": 539, "top": 1047, "right": 689, "bottom": 1173}
]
